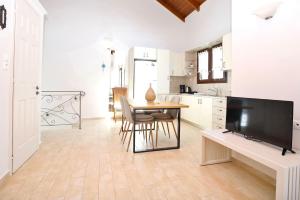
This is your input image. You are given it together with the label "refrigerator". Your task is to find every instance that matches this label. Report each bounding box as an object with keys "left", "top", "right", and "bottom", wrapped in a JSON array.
[{"left": 134, "top": 60, "right": 157, "bottom": 101}]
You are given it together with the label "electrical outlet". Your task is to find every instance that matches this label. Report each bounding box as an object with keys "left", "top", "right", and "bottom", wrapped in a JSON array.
[{"left": 294, "top": 120, "right": 300, "bottom": 130}]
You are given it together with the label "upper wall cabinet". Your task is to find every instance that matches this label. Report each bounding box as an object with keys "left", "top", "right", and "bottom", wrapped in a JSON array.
[
  {"left": 222, "top": 33, "right": 232, "bottom": 71},
  {"left": 133, "top": 47, "right": 157, "bottom": 60},
  {"left": 157, "top": 49, "right": 170, "bottom": 94},
  {"left": 170, "top": 52, "right": 186, "bottom": 76}
]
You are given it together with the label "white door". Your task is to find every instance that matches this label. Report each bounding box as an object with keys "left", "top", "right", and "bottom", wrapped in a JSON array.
[{"left": 12, "top": 0, "right": 42, "bottom": 172}]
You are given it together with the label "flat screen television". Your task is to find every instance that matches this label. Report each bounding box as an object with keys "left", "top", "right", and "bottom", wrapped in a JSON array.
[{"left": 226, "top": 97, "right": 294, "bottom": 156}]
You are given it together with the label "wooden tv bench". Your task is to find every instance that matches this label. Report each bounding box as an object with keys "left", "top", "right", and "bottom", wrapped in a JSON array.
[{"left": 200, "top": 130, "right": 300, "bottom": 200}]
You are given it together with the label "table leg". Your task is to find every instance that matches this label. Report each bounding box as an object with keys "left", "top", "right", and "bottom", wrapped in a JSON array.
[
  {"left": 133, "top": 108, "right": 182, "bottom": 153},
  {"left": 133, "top": 109, "right": 136, "bottom": 153},
  {"left": 177, "top": 108, "right": 181, "bottom": 149}
]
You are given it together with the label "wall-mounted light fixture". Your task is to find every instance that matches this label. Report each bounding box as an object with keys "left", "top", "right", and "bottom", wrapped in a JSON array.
[
  {"left": 0, "top": 5, "right": 7, "bottom": 29},
  {"left": 254, "top": 0, "right": 283, "bottom": 20},
  {"left": 101, "top": 63, "right": 106, "bottom": 71}
]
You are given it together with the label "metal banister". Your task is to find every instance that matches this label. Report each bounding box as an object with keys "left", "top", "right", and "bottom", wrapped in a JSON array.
[{"left": 41, "top": 91, "right": 86, "bottom": 129}]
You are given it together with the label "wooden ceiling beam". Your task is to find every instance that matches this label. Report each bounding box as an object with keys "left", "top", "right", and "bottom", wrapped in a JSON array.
[
  {"left": 185, "top": 0, "right": 201, "bottom": 11},
  {"left": 157, "top": 0, "right": 186, "bottom": 22}
]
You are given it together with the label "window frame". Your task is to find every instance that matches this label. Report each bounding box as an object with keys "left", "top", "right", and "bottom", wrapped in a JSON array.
[{"left": 197, "top": 43, "right": 227, "bottom": 84}]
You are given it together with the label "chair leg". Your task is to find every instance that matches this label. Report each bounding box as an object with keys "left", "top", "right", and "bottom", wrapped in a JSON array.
[
  {"left": 142, "top": 123, "right": 146, "bottom": 140},
  {"left": 150, "top": 123, "right": 154, "bottom": 149},
  {"left": 121, "top": 122, "right": 127, "bottom": 141},
  {"left": 161, "top": 122, "right": 167, "bottom": 136},
  {"left": 148, "top": 127, "right": 151, "bottom": 141},
  {"left": 140, "top": 124, "right": 143, "bottom": 135},
  {"left": 166, "top": 122, "right": 170, "bottom": 138},
  {"left": 171, "top": 121, "right": 178, "bottom": 139},
  {"left": 127, "top": 129, "right": 133, "bottom": 152},
  {"left": 122, "top": 123, "right": 131, "bottom": 144},
  {"left": 119, "top": 121, "right": 127, "bottom": 135},
  {"left": 156, "top": 121, "right": 159, "bottom": 147},
  {"left": 118, "top": 122, "right": 122, "bottom": 135},
  {"left": 114, "top": 109, "right": 116, "bottom": 123},
  {"left": 145, "top": 123, "right": 148, "bottom": 144}
]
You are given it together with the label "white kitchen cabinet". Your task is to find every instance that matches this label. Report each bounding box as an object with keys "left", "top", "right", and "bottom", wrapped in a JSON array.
[
  {"left": 222, "top": 33, "right": 232, "bottom": 71},
  {"left": 170, "top": 52, "right": 186, "bottom": 76},
  {"left": 180, "top": 95, "right": 213, "bottom": 129},
  {"left": 157, "top": 49, "right": 170, "bottom": 94},
  {"left": 181, "top": 95, "right": 198, "bottom": 124},
  {"left": 212, "top": 97, "right": 227, "bottom": 129},
  {"left": 133, "top": 47, "right": 157, "bottom": 60},
  {"left": 198, "top": 97, "right": 213, "bottom": 129},
  {"left": 180, "top": 95, "right": 228, "bottom": 130}
]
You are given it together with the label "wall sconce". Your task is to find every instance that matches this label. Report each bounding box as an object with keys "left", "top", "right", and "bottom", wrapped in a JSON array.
[
  {"left": 254, "top": 0, "right": 283, "bottom": 20},
  {"left": 101, "top": 63, "right": 106, "bottom": 71},
  {"left": 0, "top": 5, "right": 7, "bottom": 29}
]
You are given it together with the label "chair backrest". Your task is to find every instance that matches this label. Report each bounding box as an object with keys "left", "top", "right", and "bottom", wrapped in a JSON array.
[
  {"left": 166, "top": 96, "right": 181, "bottom": 119},
  {"left": 158, "top": 95, "right": 167, "bottom": 102},
  {"left": 120, "top": 96, "right": 126, "bottom": 116},
  {"left": 120, "top": 96, "right": 133, "bottom": 123},
  {"left": 112, "top": 87, "right": 128, "bottom": 108}
]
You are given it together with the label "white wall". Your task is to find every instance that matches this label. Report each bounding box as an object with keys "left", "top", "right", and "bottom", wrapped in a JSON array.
[
  {"left": 180, "top": 0, "right": 232, "bottom": 94},
  {"left": 185, "top": 0, "right": 232, "bottom": 50},
  {"left": 231, "top": 0, "right": 300, "bottom": 149},
  {"left": 40, "top": 0, "right": 190, "bottom": 118},
  {"left": 0, "top": 0, "right": 14, "bottom": 180},
  {"left": 40, "top": 0, "right": 231, "bottom": 118}
]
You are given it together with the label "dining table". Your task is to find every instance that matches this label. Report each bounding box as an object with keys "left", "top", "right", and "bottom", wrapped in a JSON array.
[{"left": 128, "top": 100, "right": 189, "bottom": 153}]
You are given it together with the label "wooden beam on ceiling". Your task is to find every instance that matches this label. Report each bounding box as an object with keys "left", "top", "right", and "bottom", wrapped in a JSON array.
[
  {"left": 185, "top": 0, "right": 201, "bottom": 11},
  {"left": 157, "top": 0, "right": 186, "bottom": 22}
]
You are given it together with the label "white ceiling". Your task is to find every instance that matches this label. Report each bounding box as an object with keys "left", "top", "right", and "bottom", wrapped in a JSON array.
[
  {"left": 40, "top": 0, "right": 231, "bottom": 51},
  {"left": 40, "top": 0, "right": 190, "bottom": 51}
]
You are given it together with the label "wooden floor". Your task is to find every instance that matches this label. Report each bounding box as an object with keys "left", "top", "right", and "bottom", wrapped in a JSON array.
[{"left": 0, "top": 119, "right": 275, "bottom": 200}]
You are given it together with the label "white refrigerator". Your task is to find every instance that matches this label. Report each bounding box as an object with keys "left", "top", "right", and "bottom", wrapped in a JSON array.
[{"left": 134, "top": 60, "right": 158, "bottom": 101}]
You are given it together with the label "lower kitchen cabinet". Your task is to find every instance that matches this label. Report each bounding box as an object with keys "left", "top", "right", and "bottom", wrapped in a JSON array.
[
  {"left": 212, "top": 97, "right": 227, "bottom": 129},
  {"left": 158, "top": 94, "right": 227, "bottom": 130},
  {"left": 181, "top": 95, "right": 213, "bottom": 129}
]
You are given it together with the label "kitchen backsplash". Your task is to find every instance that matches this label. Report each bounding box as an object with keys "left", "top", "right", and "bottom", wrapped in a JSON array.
[
  {"left": 169, "top": 76, "right": 188, "bottom": 94},
  {"left": 170, "top": 71, "right": 232, "bottom": 96}
]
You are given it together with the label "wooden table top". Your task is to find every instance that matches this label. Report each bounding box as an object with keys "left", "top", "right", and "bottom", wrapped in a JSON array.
[{"left": 129, "top": 100, "right": 189, "bottom": 109}]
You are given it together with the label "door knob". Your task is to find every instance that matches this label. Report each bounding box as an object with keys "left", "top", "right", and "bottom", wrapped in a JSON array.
[
  {"left": 36, "top": 91, "right": 39, "bottom": 95},
  {"left": 36, "top": 86, "right": 39, "bottom": 90}
]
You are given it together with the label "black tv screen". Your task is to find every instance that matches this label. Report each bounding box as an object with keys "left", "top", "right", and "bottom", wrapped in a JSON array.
[{"left": 226, "top": 97, "right": 294, "bottom": 150}]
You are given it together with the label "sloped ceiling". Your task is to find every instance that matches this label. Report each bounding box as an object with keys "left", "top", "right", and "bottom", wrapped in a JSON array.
[
  {"left": 40, "top": 0, "right": 230, "bottom": 52},
  {"left": 157, "top": 0, "right": 206, "bottom": 22}
]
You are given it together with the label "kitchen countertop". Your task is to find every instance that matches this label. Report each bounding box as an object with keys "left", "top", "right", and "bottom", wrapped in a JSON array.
[{"left": 158, "top": 93, "right": 227, "bottom": 98}]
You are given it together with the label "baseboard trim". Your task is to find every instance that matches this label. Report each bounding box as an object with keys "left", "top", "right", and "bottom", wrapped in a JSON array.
[
  {"left": 181, "top": 119, "right": 203, "bottom": 129},
  {"left": 0, "top": 172, "right": 10, "bottom": 187}
]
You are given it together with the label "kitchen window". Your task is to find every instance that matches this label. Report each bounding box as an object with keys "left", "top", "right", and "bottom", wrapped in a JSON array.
[{"left": 197, "top": 44, "right": 227, "bottom": 84}]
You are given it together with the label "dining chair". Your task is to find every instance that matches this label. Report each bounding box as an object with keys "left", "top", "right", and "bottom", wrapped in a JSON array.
[
  {"left": 112, "top": 87, "right": 128, "bottom": 122},
  {"left": 144, "top": 95, "right": 169, "bottom": 117},
  {"left": 118, "top": 95, "right": 128, "bottom": 138},
  {"left": 121, "top": 96, "right": 155, "bottom": 151},
  {"left": 119, "top": 96, "right": 146, "bottom": 142},
  {"left": 151, "top": 96, "right": 180, "bottom": 147}
]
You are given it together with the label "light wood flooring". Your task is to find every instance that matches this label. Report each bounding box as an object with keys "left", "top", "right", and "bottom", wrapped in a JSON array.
[{"left": 0, "top": 119, "right": 275, "bottom": 200}]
